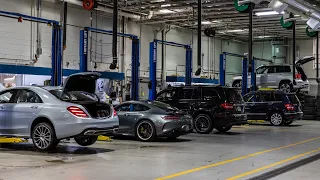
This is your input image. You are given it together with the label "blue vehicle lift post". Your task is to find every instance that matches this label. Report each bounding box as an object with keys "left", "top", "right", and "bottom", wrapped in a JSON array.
[
  {"left": 219, "top": 52, "right": 248, "bottom": 95},
  {"left": 0, "top": 10, "right": 62, "bottom": 86},
  {"left": 250, "top": 57, "right": 272, "bottom": 91},
  {"left": 79, "top": 27, "right": 140, "bottom": 100},
  {"left": 149, "top": 39, "right": 192, "bottom": 100}
]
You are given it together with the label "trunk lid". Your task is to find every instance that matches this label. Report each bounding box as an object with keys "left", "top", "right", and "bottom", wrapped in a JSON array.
[
  {"left": 295, "top": 56, "right": 315, "bottom": 66},
  {"left": 62, "top": 72, "right": 101, "bottom": 96},
  {"left": 286, "top": 94, "right": 301, "bottom": 112}
]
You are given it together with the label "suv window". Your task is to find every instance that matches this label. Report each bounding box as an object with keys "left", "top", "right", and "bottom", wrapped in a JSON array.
[
  {"left": 16, "top": 90, "right": 42, "bottom": 103},
  {"left": 157, "top": 89, "right": 177, "bottom": 101},
  {"left": 225, "top": 88, "right": 243, "bottom": 103},
  {"left": 178, "top": 89, "right": 193, "bottom": 99},
  {"left": 267, "top": 67, "right": 276, "bottom": 73},
  {"left": 202, "top": 88, "right": 220, "bottom": 101}
]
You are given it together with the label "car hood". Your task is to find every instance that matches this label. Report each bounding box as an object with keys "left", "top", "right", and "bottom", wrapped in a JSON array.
[{"left": 62, "top": 72, "right": 101, "bottom": 95}]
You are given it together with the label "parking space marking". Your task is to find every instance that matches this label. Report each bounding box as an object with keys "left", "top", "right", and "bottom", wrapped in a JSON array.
[
  {"left": 154, "top": 136, "right": 320, "bottom": 180},
  {"left": 226, "top": 148, "right": 320, "bottom": 180}
]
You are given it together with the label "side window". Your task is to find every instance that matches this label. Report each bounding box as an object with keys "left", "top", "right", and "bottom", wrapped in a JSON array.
[
  {"left": 192, "top": 89, "right": 201, "bottom": 100},
  {"left": 264, "top": 93, "right": 274, "bottom": 102},
  {"left": 202, "top": 89, "right": 220, "bottom": 100},
  {"left": 178, "top": 89, "right": 193, "bottom": 99},
  {"left": 284, "top": 66, "right": 291, "bottom": 72},
  {"left": 255, "top": 94, "right": 266, "bottom": 102},
  {"left": 275, "top": 66, "right": 284, "bottom": 73},
  {"left": 16, "top": 90, "right": 42, "bottom": 103},
  {"left": 267, "top": 67, "right": 276, "bottom": 73},
  {"left": 115, "top": 104, "right": 131, "bottom": 111},
  {"left": 0, "top": 90, "right": 16, "bottom": 103},
  {"left": 134, "top": 104, "right": 150, "bottom": 111},
  {"left": 243, "top": 94, "right": 254, "bottom": 102}
]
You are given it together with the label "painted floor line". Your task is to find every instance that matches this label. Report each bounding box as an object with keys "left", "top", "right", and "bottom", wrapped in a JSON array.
[
  {"left": 226, "top": 148, "right": 320, "bottom": 180},
  {"left": 154, "top": 136, "right": 320, "bottom": 180}
]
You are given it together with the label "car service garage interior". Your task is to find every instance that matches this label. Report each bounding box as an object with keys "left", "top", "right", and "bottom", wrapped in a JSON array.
[{"left": 1, "top": 0, "right": 320, "bottom": 180}]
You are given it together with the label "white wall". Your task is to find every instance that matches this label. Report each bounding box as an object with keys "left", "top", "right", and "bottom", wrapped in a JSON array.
[{"left": 0, "top": 0, "right": 245, "bottom": 84}]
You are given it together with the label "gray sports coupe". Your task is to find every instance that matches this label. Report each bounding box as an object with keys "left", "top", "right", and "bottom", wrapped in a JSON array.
[
  {"left": 0, "top": 72, "right": 119, "bottom": 150},
  {"left": 115, "top": 101, "right": 193, "bottom": 141}
]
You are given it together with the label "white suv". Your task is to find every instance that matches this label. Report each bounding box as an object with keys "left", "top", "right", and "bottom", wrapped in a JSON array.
[{"left": 230, "top": 56, "right": 314, "bottom": 93}]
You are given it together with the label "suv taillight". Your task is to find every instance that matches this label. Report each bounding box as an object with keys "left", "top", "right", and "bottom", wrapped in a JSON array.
[
  {"left": 285, "top": 104, "right": 295, "bottom": 111},
  {"left": 67, "top": 106, "right": 89, "bottom": 118},
  {"left": 161, "top": 115, "right": 180, "bottom": 120},
  {"left": 221, "top": 102, "right": 233, "bottom": 110},
  {"left": 296, "top": 73, "right": 301, "bottom": 79}
]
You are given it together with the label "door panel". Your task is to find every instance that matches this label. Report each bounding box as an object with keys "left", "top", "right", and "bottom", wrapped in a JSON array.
[
  {"left": 0, "top": 104, "right": 6, "bottom": 134},
  {"left": 6, "top": 90, "right": 43, "bottom": 136}
]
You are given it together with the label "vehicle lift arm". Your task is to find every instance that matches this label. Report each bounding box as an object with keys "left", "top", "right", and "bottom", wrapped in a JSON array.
[
  {"left": 79, "top": 27, "right": 140, "bottom": 101},
  {"left": 149, "top": 39, "right": 192, "bottom": 100}
]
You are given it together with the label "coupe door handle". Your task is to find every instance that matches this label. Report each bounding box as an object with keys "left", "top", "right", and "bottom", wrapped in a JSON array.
[{"left": 31, "top": 105, "right": 38, "bottom": 109}]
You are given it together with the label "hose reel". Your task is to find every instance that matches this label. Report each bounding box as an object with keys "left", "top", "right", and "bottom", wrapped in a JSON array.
[
  {"left": 83, "top": 0, "right": 97, "bottom": 10},
  {"left": 306, "top": 27, "right": 318, "bottom": 38}
]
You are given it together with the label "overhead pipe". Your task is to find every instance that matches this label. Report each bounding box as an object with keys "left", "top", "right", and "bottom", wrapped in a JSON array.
[
  {"left": 110, "top": 0, "right": 118, "bottom": 70},
  {"left": 36, "top": 0, "right": 42, "bottom": 58},
  {"left": 195, "top": 0, "right": 202, "bottom": 76}
]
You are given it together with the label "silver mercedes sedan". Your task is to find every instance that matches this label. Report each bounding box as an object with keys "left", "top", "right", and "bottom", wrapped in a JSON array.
[
  {"left": 115, "top": 101, "right": 193, "bottom": 141},
  {"left": 0, "top": 72, "right": 119, "bottom": 150}
]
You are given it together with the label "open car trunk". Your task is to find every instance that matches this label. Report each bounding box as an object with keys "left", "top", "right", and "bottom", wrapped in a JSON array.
[
  {"left": 76, "top": 101, "right": 112, "bottom": 118},
  {"left": 295, "top": 56, "right": 315, "bottom": 81}
]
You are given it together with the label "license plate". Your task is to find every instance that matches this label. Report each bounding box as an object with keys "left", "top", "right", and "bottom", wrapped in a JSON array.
[{"left": 236, "top": 106, "right": 242, "bottom": 112}]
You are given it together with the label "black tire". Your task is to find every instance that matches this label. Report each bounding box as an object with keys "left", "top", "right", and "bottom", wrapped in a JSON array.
[
  {"left": 216, "top": 125, "right": 232, "bottom": 133},
  {"left": 194, "top": 114, "right": 214, "bottom": 134},
  {"left": 284, "top": 121, "right": 293, "bottom": 125},
  {"left": 31, "top": 122, "right": 59, "bottom": 151},
  {"left": 269, "top": 112, "right": 284, "bottom": 126},
  {"left": 303, "top": 115, "right": 316, "bottom": 120},
  {"left": 74, "top": 136, "right": 98, "bottom": 146},
  {"left": 135, "top": 120, "right": 156, "bottom": 142},
  {"left": 279, "top": 81, "right": 292, "bottom": 93}
]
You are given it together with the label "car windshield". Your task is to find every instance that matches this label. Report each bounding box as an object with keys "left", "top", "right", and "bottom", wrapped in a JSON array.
[
  {"left": 148, "top": 101, "right": 178, "bottom": 111},
  {"left": 287, "top": 94, "right": 300, "bottom": 104},
  {"left": 256, "top": 66, "right": 268, "bottom": 74},
  {"left": 49, "top": 89, "right": 97, "bottom": 102}
]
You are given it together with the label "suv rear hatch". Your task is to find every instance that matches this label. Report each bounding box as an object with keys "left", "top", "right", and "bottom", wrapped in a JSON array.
[
  {"left": 286, "top": 94, "right": 301, "bottom": 112},
  {"left": 222, "top": 88, "right": 245, "bottom": 114},
  {"left": 295, "top": 56, "right": 315, "bottom": 81}
]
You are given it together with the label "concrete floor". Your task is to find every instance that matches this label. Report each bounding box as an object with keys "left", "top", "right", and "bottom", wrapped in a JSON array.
[{"left": 1, "top": 121, "right": 320, "bottom": 180}]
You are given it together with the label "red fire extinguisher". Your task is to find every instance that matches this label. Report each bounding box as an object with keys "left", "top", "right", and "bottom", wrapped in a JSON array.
[{"left": 83, "top": 0, "right": 97, "bottom": 10}]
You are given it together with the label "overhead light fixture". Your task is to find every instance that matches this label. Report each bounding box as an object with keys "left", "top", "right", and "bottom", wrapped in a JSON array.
[
  {"left": 218, "top": 29, "right": 246, "bottom": 33},
  {"left": 255, "top": 11, "right": 284, "bottom": 16},
  {"left": 151, "top": 0, "right": 165, "bottom": 2},
  {"left": 202, "top": 21, "right": 212, "bottom": 25},
  {"left": 207, "top": 5, "right": 212, "bottom": 7},
  {"left": 161, "top": 4, "right": 171, "bottom": 7},
  {"left": 268, "top": 0, "right": 288, "bottom": 13},
  {"left": 254, "top": 35, "right": 273, "bottom": 39},
  {"left": 158, "top": 9, "right": 174, "bottom": 14}
]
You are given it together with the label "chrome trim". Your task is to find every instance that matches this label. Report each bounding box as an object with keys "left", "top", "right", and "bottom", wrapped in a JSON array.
[{"left": 83, "top": 128, "right": 119, "bottom": 135}]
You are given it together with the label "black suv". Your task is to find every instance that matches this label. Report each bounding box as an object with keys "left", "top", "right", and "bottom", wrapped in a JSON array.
[
  {"left": 156, "top": 86, "right": 247, "bottom": 134},
  {"left": 243, "top": 90, "right": 303, "bottom": 126}
]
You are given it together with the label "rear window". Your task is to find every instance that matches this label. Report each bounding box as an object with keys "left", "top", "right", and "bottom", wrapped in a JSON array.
[
  {"left": 49, "top": 89, "right": 97, "bottom": 102},
  {"left": 287, "top": 94, "right": 300, "bottom": 104},
  {"left": 224, "top": 89, "right": 243, "bottom": 103},
  {"left": 148, "top": 101, "right": 178, "bottom": 111}
]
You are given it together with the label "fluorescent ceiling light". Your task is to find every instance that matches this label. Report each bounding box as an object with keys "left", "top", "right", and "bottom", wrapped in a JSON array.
[
  {"left": 161, "top": 4, "right": 171, "bottom": 7},
  {"left": 158, "top": 9, "right": 174, "bottom": 14},
  {"left": 255, "top": 35, "right": 273, "bottom": 39},
  {"left": 202, "top": 21, "right": 212, "bottom": 24},
  {"left": 226, "top": 29, "right": 245, "bottom": 33},
  {"left": 255, "top": 11, "right": 284, "bottom": 16},
  {"left": 151, "top": 0, "right": 165, "bottom": 2}
]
